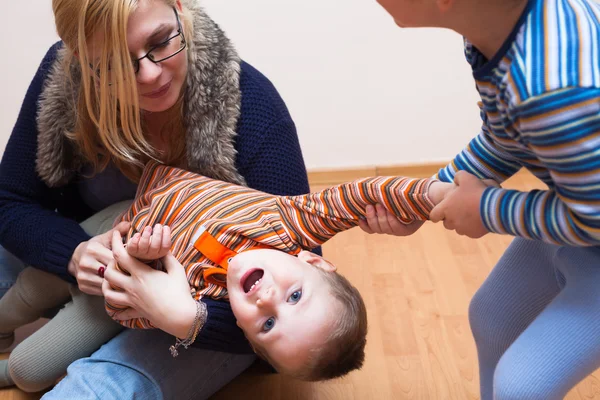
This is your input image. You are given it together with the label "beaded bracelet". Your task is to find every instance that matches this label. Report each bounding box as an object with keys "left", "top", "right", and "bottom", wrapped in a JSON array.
[{"left": 169, "top": 299, "right": 207, "bottom": 357}]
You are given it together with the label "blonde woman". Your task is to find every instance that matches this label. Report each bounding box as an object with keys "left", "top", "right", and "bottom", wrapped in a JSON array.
[{"left": 0, "top": 0, "right": 314, "bottom": 398}]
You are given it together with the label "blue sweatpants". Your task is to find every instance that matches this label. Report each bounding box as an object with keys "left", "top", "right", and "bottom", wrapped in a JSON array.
[{"left": 469, "top": 237, "right": 600, "bottom": 399}]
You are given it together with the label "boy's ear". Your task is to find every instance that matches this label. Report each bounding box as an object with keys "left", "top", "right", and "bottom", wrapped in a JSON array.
[{"left": 297, "top": 251, "right": 337, "bottom": 272}]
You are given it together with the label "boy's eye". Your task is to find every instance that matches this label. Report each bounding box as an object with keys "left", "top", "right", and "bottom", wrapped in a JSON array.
[
  {"left": 288, "top": 290, "right": 302, "bottom": 303},
  {"left": 263, "top": 317, "right": 275, "bottom": 332}
]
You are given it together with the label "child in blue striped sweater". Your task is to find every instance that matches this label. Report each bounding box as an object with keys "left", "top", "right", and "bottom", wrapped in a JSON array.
[{"left": 369, "top": 0, "right": 600, "bottom": 398}]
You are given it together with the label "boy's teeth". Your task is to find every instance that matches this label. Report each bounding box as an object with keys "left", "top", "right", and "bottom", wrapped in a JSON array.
[{"left": 249, "top": 279, "right": 262, "bottom": 291}]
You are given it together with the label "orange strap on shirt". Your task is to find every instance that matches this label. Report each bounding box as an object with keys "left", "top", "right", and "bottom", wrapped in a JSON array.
[
  {"left": 193, "top": 229, "right": 271, "bottom": 288},
  {"left": 194, "top": 230, "right": 236, "bottom": 287}
]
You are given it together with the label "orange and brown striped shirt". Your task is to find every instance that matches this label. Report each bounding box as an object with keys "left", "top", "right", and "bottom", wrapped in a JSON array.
[{"left": 108, "top": 161, "right": 436, "bottom": 328}]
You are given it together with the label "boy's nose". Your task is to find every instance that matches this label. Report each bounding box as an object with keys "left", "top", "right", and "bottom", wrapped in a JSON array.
[{"left": 256, "top": 287, "right": 275, "bottom": 308}]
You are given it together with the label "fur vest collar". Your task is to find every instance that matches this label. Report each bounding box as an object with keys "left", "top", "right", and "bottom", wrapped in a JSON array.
[{"left": 36, "top": 0, "right": 245, "bottom": 187}]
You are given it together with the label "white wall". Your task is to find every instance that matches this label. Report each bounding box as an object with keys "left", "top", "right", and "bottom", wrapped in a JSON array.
[
  {"left": 1, "top": 0, "right": 481, "bottom": 170},
  {"left": 0, "top": 1, "right": 59, "bottom": 153}
]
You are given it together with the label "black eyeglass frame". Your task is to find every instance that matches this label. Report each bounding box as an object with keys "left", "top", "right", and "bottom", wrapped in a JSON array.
[{"left": 89, "top": 7, "right": 187, "bottom": 78}]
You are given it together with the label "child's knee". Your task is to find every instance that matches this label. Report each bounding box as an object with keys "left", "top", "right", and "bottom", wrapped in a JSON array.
[
  {"left": 493, "top": 352, "right": 565, "bottom": 400},
  {"left": 8, "top": 351, "right": 55, "bottom": 393},
  {"left": 468, "top": 286, "right": 504, "bottom": 345}
]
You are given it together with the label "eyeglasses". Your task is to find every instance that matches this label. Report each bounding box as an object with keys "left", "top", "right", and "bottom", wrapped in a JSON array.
[{"left": 90, "top": 7, "right": 187, "bottom": 79}]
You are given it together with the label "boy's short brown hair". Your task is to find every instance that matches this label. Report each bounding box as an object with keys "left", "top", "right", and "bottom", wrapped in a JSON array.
[{"left": 252, "top": 269, "right": 368, "bottom": 381}]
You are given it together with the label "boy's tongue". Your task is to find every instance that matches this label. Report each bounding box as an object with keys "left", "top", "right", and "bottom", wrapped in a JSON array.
[{"left": 242, "top": 269, "right": 264, "bottom": 293}]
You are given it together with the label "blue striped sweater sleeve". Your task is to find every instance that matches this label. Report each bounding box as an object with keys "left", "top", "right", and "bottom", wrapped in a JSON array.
[
  {"left": 481, "top": 87, "right": 600, "bottom": 246},
  {"left": 436, "top": 119, "right": 523, "bottom": 183}
]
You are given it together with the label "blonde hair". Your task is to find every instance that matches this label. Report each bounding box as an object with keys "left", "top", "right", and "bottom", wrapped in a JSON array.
[
  {"left": 251, "top": 268, "right": 368, "bottom": 381},
  {"left": 52, "top": 0, "right": 194, "bottom": 181}
]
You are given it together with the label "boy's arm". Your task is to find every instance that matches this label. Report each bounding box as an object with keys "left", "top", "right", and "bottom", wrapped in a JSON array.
[
  {"left": 436, "top": 103, "right": 523, "bottom": 183},
  {"left": 276, "top": 177, "right": 452, "bottom": 248},
  {"left": 474, "top": 87, "right": 600, "bottom": 246}
]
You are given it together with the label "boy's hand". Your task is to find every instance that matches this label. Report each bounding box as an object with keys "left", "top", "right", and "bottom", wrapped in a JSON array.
[
  {"left": 430, "top": 171, "right": 490, "bottom": 238},
  {"left": 127, "top": 224, "right": 172, "bottom": 261},
  {"left": 359, "top": 204, "right": 425, "bottom": 236}
]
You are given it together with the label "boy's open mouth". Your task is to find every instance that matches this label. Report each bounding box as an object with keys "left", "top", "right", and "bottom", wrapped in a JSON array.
[{"left": 241, "top": 268, "right": 264, "bottom": 293}]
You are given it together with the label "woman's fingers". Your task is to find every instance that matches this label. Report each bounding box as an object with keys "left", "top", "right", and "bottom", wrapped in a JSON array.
[
  {"left": 102, "top": 279, "right": 131, "bottom": 308},
  {"left": 103, "top": 260, "right": 130, "bottom": 289},
  {"left": 113, "top": 308, "right": 143, "bottom": 321}
]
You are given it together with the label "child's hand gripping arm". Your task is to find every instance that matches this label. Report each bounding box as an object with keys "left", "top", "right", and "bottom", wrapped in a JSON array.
[
  {"left": 361, "top": 108, "right": 522, "bottom": 237},
  {"left": 358, "top": 180, "right": 456, "bottom": 236},
  {"left": 430, "top": 171, "right": 496, "bottom": 238},
  {"left": 431, "top": 87, "right": 600, "bottom": 246}
]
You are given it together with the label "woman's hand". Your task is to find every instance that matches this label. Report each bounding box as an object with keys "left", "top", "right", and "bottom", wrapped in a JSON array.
[
  {"left": 358, "top": 204, "right": 425, "bottom": 236},
  {"left": 68, "top": 221, "right": 130, "bottom": 296},
  {"left": 102, "top": 231, "right": 197, "bottom": 338}
]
